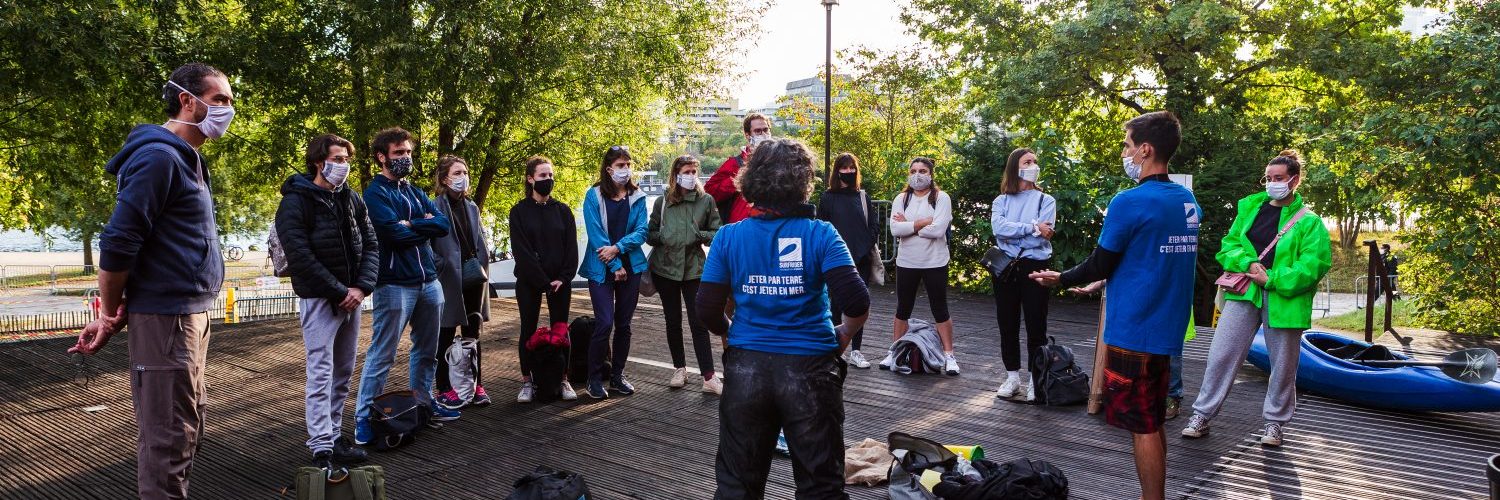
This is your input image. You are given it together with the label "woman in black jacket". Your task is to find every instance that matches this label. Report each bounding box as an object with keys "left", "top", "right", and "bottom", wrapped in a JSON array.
[
  {"left": 817, "top": 152, "right": 881, "bottom": 369},
  {"left": 274, "top": 133, "right": 380, "bottom": 467},
  {"left": 432, "top": 155, "right": 493, "bottom": 409},
  {"left": 509, "top": 155, "right": 581, "bottom": 403}
]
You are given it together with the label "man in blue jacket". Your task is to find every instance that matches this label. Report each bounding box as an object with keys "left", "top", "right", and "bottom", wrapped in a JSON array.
[
  {"left": 354, "top": 127, "right": 459, "bottom": 445},
  {"left": 69, "top": 62, "right": 233, "bottom": 500}
]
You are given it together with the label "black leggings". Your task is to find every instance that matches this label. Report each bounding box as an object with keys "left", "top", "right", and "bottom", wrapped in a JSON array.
[
  {"left": 992, "top": 258, "right": 1051, "bottom": 372},
  {"left": 436, "top": 283, "right": 486, "bottom": 393},
  {"left": 516, "top": 281, "right": 573, "bottom": 378},
  {"left": 830, "top": 253, "right": 874, "bottom": 350},
  {"left": 894, "top": 265, "right": 950, "bottom": 323},
  {"left": 655, "top": 274, "right": 715, "bottom": 376},
  {"left": 715, "top": 348, "right": 846, "bottom": 499}
]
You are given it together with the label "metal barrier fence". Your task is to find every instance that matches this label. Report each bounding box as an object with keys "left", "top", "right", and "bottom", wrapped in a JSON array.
[
  {"left": 0, "top": 263, "right": 271, "bottom": 298},
  {"left": 1353, "top": 274, "right": 1402, "bottom": 309},
  {"left": 872, "top": 200, "right": 894, "bottom": 265}
]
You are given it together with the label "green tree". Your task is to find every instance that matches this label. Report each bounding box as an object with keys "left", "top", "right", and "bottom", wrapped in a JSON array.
[{"left": 905, "top": 0, "right": 1415, "bottom": 320}]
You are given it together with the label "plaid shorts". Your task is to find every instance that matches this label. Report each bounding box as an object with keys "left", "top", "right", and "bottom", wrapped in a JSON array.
[{"left": 1103, "top": 345, "right": 1171, "bottom": 434}]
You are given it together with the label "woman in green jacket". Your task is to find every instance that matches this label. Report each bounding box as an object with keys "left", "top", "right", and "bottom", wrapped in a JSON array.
[
  {"left": 648, "top": 155, "right": 724, "bottom": 394},
  {"left": 1182, "top": 149, "right": 1331, "bottom": 447}
]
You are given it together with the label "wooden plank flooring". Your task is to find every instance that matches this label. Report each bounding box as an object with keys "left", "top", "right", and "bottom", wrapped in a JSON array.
[{"left": 0, "top": 287, "right": 1495, "bottom": 499}]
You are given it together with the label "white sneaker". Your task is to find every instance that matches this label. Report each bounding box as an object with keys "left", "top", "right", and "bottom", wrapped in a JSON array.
[
  {"left": 516, "top": 382, "right": 535, "bottom": 403},
  {"left": 996, "top": 375, "right": 1020, "bottom": 398},
  {"left": 846, "top": 350, "right": 872, "bottom": 369},
  {"left": 944, "top": 353, "right": 960, "bottom": 376},
  {"left": 1181, "top": 414, "right": 1211, "bottom": 438},
  {"left": 1022, "top": 380, "right": 1035, "bottom": 402},
  {"left": 702, "top": 375, "right": 724, "bottom": 396},
  {"left": 668, "top": 367, "right": 687, "bottom": 388},
  {"left": 1260, "top": 422, "right": 1284, "bottom": 447},
  {"left": 878, "top": 351, "right": 897, "bottom": 371},
  {"left": 560, "top": 381, "right": 578, "bottom": 401}
]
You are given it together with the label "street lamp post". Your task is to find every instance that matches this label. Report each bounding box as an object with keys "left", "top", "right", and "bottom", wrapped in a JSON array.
[{"left": 822, "top": 0, "right": 837, "bottom": 172}]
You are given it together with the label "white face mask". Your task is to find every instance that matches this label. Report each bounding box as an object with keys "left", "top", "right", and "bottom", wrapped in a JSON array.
[
  {"left": 1019, "top": 166, "right": 1040, "bottom": 183},
  {"left": 165, "top": 80, "right": 234, "bottom": 139},
  {"left": 749, "top": 133, "right": 771, "bottom": 148},
  {"left": 908, "top": 173, "right": 933, "bottom": 191},
  {"left": 449, "top": 174, "right": 469, "bottom": 193},
  {"left": 321, "top": 161, "right": 350, "bottom": 188},
  {"left": 1122, "top": 154, "right": 1143, "bottom": 181},
  {"left": 611, "top": 167, "right": 631, "bottom": 184},
  {"left": 1266, "top": 180, "right": 1293, "bottom": 200},
  {"left": 677, "top": 173, "right": 697, "bottom": 190}
]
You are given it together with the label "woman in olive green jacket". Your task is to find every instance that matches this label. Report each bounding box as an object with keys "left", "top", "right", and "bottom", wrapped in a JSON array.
[
  {"left": 1182, "top": 149, "right": 1331, "bottom": 447},
  {"left": 647, "top": 155, "right": 724, "bottom": 394}
]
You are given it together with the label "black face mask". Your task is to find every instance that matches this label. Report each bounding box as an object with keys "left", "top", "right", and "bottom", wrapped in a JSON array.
[
  {"left": 838, "top": 172, "right": 857, "bottom": 188},
  {"left": 387, "top": 156, "right": 413, "bottom": 178},
  {"left": 532, "top": 178, "right": 555, "bottom": 197}
]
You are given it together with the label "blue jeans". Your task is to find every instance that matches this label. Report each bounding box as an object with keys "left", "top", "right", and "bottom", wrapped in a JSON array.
[
  {"left": 587, "top": 273, "right": 641, "bottom": 383},
  {"left": 356, "top": 280, "right": 445, "bottom": 419},
  {"left": 1169, "top": 354, "right": 1183, "bottom": 400}
]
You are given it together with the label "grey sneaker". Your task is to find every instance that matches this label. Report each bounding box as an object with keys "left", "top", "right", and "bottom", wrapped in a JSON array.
[
  {"left": 1260, "top": 422, "right": 1284, "bottom": 447},
  {"left": 878, "top": 351, "right": 897, "bottom": 371},
  {"left": 1181, "top": 414, "right": 1211, "bottom": 439},
  {"left": 944, "top": 353, "right": 960, "bottom": 376}
]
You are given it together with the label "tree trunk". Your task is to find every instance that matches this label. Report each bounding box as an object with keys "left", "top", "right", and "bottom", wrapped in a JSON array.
[{"left": 81, "top": 230, "right": 95, "bottom": 273}]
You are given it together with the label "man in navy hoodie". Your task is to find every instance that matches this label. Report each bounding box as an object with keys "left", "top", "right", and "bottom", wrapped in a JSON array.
[
  {"left": 69, "top": 62, "right": 232, "bottom": 500},
  {"left": 354, "top": 127, "right": 459, "bottom": 445}
]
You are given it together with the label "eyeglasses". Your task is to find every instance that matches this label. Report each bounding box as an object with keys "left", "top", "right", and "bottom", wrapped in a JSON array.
[{"left": 1259, "top": 174, "right": 1297, "bottom": 185}]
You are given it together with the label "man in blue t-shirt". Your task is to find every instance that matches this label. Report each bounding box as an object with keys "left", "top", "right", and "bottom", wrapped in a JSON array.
[
  {"left": 695, "top": 138, "right": 871, "bottom": 499},
  {"left": 1032, "top": 111, "right": 1197, "bottom": 500}
]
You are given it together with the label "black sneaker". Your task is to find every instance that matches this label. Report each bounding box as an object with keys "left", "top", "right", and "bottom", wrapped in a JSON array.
[
  {"left": 312, "top": 450, "right": 334, "bottom": 470},
  {"left": 333, "top": 436, "right": 368, "bottom": 464},
  {"left": 609, "top": 376, "right": 636, "bottom": 395},
  {"left": 312, "top": 450, "right": 349, "bottom": 483}
]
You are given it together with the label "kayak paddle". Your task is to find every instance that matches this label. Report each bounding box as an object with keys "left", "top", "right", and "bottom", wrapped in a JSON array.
[{"left": 1355, "top": 348, "right": 1498, "bottom": 384}]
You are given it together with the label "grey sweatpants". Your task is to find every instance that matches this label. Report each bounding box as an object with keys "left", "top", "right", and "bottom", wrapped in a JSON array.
[
  {"left": 129, "top": 312, "right": 210, "bottom": 500},
  {"left": 301, "top": 298, "right": 361, "bottom": 454},
  {"left": 1192, "top": 294, "right": 1304, "bottom": 424}
]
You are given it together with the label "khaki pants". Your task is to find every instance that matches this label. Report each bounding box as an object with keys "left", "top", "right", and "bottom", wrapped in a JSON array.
[{"left": 128, "top": 312, "right": 210, "bottom": 500}]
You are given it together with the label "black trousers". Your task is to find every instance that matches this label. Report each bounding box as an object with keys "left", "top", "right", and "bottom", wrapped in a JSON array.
[
  {"left": 992, "top": 258, "right": 1051, "bottom": 372},
  {"left": 436, "top": 283, "right": 486, "bottom": 392},
  {"left": 830, "top": 253, "right": 873, "bottom": 350},
  {"left": 655, "top": 273, "right": 715, "bottom": 375},
  {"left": 515, "top": 281, "right": 573, "bottom": 378},
  {"left": 716, "top": 348, "right": 847, "bottom": 500},
  {"left": 894, "top": 265, "right": 950, "bottom": 323}
]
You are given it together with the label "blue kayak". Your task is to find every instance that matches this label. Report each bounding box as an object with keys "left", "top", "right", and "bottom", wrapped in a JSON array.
[{"left": 1246, "top": 330, "right": 1500, "bottom": 412}]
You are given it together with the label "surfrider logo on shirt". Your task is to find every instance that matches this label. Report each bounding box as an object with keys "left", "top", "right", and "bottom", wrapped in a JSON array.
[
  {"left": 778, "top": 238, "right": 803, "bottom": 270},
  {"left": 1184, "top": 203, "right": 1200, "bottom": 229}
]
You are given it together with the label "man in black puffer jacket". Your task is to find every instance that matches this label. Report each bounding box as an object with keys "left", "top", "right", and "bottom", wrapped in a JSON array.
[{"left": 274, "top": 133, "right": 379, "bottom": 470}]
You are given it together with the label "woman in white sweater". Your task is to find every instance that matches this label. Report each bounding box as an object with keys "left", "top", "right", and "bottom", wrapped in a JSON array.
[{"left": 877, "top": 157, "right": 959, "bottom": 375}]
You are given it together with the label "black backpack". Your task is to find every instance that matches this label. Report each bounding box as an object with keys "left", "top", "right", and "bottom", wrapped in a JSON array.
[
  {"left": 934, "top": 458, "right": 1069, "bottom": 500},
  {"left": 366, "top": 390, "right": 431, "bottom": 451},
  {"left": 1030, "top": 337, "right": 1089, "bottom": 406},
  {"left": 508, "top": 466, "right": 592, "bottom": 500},
  {"left": 567, "top": 316, "right": 610, "bottom": 384}
]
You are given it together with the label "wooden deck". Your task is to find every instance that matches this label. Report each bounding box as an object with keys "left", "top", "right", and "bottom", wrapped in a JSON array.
[{"left": 1, "top": 287, "right": 1496, "bottom": 499}]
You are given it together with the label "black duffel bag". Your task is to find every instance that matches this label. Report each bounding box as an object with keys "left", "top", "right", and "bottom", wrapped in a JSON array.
[
  {"left": 366, "top": 390, "right": 431, "bottom": 451},
  {"left": 508, "top": 466, "right": 592, "bottom": 500}
]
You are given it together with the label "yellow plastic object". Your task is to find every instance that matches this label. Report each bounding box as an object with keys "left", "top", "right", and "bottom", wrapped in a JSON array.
[
  {"left": 919, "top": 469, "right": 942, "bottom": 490},
  {"left": 225, "top": 287, "right": 237, "bottom": 324},
  {"left": 943, "top": 445, "right": 984, "bottom": 461}
]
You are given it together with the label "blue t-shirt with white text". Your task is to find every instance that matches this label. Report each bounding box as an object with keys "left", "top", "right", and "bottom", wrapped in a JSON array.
[
  {"left": 1099, "top": 179, "right": 1200, "bottom": 356},
  {"left": 701, "top": 216, "right": 855, "bottom": 356}
]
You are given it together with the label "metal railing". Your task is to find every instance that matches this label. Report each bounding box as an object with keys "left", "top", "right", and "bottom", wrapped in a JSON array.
[
  {"left": 872, "top": 200, "right": 894, "bottom": 265},
  {"left": 0, "top": 263, "right": 272, "bottom": 297},
  {"left": 1353, "top": 274, "right": 1401, "bottom": 309}
]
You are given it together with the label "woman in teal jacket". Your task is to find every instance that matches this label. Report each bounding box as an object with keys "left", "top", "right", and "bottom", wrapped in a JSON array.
[
  {"left": 580, "top": 145, "right": 650, "bottom": 400},
  {"left": 1182, "top": 149, "right": 1332, "bottom": 447}
]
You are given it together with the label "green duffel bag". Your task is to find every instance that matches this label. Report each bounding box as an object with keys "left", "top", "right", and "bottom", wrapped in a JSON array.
[{"left": 295, "top": 465, "right": 387, "bottom": 500}]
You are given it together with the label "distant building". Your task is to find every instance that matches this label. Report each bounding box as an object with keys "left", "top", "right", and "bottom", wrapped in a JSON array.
[{"left": 673, "top": 99, "right": 744, "bottom": 141}]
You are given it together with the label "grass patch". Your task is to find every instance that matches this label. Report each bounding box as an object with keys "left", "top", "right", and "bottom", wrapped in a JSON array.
[{"left": 1314, "top": 300, "right": 1420, "bottom": 332}]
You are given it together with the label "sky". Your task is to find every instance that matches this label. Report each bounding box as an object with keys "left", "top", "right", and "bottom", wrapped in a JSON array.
[
  {"left": 727, "top": 2, "right": 1445, "bottom": 110},
  {"left": 729, "top": 0, "right": 920, "bottom": 109}
]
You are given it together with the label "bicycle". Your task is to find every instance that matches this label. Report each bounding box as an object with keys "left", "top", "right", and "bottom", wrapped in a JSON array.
[{"left": 224, "top": 245, "right": 244, "bottom": 262}]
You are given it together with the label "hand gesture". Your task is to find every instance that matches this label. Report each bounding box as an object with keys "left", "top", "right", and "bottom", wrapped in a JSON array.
[
  {"left": 1036, "top": 222, "right": 1055, "bottom": 240},
  {"left": 892, "top": 212, "right": 907, "bottom": 223},
  {"left": 70, "top": 304, "right": 126, "bottom": 355},
  {"left": 1247, "top": 265, "right": 1269, "bottom": 286},
  {"left": 1067, "top": 279, "right": 1104, "bottom": 296},
  {"left": 613, "top": 268, "right": 628, "bottom": 282},
  {"left": 399, "top": 220, "right": 412, "bottom": 228},
  {"left": 597, "top": 245, "right": 620, "bottom": 263},
  {"left": 915, "top": 217, "right": 934, "bottom": 230},
  {"left": 550, "top": 280, "right": 563, "bottom": 293},
  {"left": 1029, "top": 270, "right": 1062, "bottom": 288},
  {"left": 339, "top": 288, "right": 366, "bottom": 312}
]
